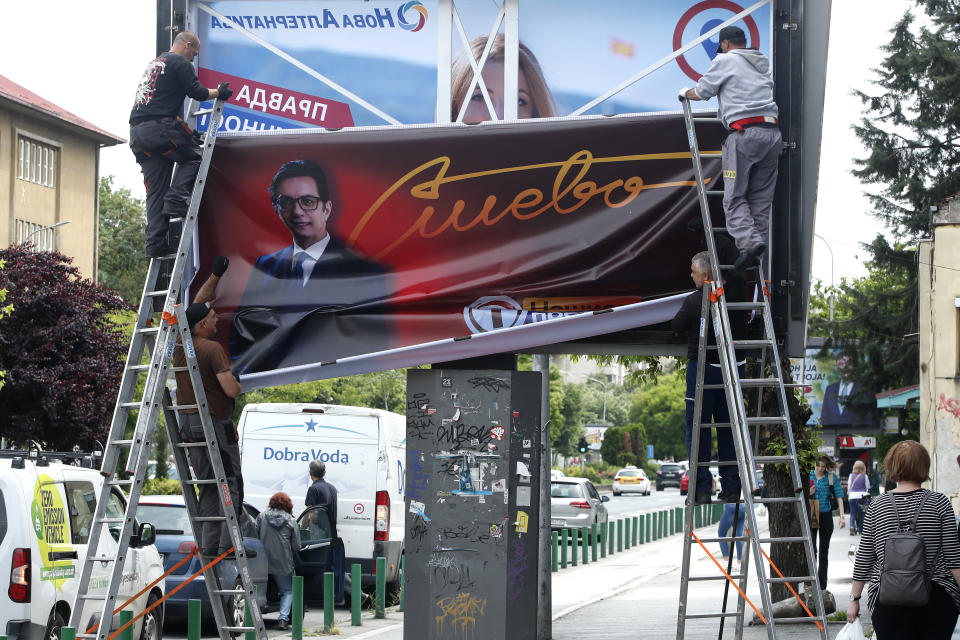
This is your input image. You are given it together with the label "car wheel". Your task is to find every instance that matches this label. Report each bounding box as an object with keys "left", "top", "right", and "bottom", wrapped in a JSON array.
[
  {"left": 230, "top": 578, "right": 247, "bottom": 636},
  {"left": 140, "top": 593, "right": 162, "bottom": 640},
  {"left": 613, "top": 490, "right": 620, "bottom": 496},
  {"left": 45, "top": 607, "right": 66, "bottom": 640}
]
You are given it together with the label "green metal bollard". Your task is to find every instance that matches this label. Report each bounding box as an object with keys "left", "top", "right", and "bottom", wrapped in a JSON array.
[
  {"left": 561, "top": 529, "right": 569, "bottom": 568},
  {"left": 62, "top": 629, "right": 76, "bottom": 640},
  {"left": 187, "top": 600, "right": 201, "bottom": 640},
  {"left": 599, "top": 523, "right": 607, "bottom": 558},
  {"left": 375, "top": 557, "right": 386, "bottom": 618},
  {"left": 352, "top": 563, "right": 362, "bottom": 626},
  {"left": 118, "top": 611, "right": 133, "bottom": 640},
  {"left": 292, "top": 575, "right": 304, "bottom": 639},
  {"left": 638, "top": 513, "right": 645, "bottom": 544},
  {"left": 632, "top": 516, "right": 639, "bottom": 545},
  {"left": 608, "top": 521, "right": 615, "bottom": 555},
  {"left": 590, "top": 524, "right": 598, "bottom": 561},
  {"left": 581, "top": 527, "right": 589, "bottom": 564},
  {"left": 323, "top": 572, "right": 335, "bottom": 631},
  {"left": 624, "top": 516, "right": 631, "bottom": 549},
  {"left": 243, "top": 585, "right": 258, "bottom": 640},
  {"left": 399, "top": 555, "right": 405, "bottom": 613},
  {"left": 552, "top": 531, "right": 559, "bottom": 572},
  {"left": 617, "top": 518, "right": 623, "bottom": 552},
  {"left": 571, "top": 527, "right": 579, "bottom": 566}
]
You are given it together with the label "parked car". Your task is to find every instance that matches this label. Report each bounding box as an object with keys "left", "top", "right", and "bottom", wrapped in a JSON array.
[
  {"left": 549, "top": 478, "right": 609, "bottom": 531},
  {"left": 550, "top": 469, "right": 566, "bottom": 480},
  {"left": 611, "top": 466, "right": 651, "bottom": 496},
  {"left": 656, "top": 463, "right": 684, "bottom": 490},
  {"left": 679, "top": 470, "right": 719, "bottom": 496},
  {"left": 1, "top": 450, "right": 165, "bottom": 640}
]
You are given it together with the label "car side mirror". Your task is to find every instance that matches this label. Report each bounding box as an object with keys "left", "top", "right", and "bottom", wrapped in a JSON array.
[
  {"left": 601, "top": 495, "right": 610, "bottom": 503},
  {"left": 134, "top": 522, "right": 156, "bottom": 548}
]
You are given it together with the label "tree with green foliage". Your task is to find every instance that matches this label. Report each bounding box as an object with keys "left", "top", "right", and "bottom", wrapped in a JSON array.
[
  {"left": 549, "top": 372, "right": 585, "bottom": 457},
  {"left": 98, "top": 176, "right": 148, "bottom": 304},
  {"left": 628, "top": 373, "right": 687, "bottom": 460}
]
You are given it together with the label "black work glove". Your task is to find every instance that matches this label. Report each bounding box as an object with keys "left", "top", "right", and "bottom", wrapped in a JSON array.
[
  {"left": 216, "top": 82, "right": 233, "bottom": 102},
  {"left": 212, "top": 255, "right": 229, "bottom": 277},
  {"left": 192, "top": 128, "right": 203, "bottom": 144}
]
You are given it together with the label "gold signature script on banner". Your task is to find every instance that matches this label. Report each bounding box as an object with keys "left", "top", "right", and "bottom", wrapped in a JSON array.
[{"left": 347, "top": 149, "right": 716, "bottom": 260}]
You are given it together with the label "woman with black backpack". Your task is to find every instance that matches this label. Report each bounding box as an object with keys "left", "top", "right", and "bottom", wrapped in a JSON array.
[{"left": 848, "top": 441, "right": 960, "bottom": 638}]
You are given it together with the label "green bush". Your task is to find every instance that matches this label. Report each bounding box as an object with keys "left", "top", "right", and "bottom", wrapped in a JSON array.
[
  {"left": 616, "top": 452, "right": 638, "bottom": 467},
  {"left": 142, "top": 478, "right": 182, "bottom": 495}
]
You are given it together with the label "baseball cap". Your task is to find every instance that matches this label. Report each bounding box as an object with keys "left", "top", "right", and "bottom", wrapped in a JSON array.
[
  {"left": 716, "top": 26, "right": 746, "bottom": 53},
  {"left": 185, "top": 302, "right": 211, "bottom": 330}
]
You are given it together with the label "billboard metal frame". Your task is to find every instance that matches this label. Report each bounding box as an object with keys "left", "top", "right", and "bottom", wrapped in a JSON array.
[{"left": 160, "top": 0, "right": 828, "bottom": 358}]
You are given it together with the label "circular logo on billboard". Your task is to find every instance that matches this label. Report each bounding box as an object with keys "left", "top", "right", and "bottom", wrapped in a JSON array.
[
  {"left": 397, "top": 1, "right": 429, "bottom": 32},
  {"left": 353, "top": 503, "right": 365, "bottom": 515},
  {"left": 463, "top": 296, "right": 528, "bottom": 334},
  {"left": 672, "top": 1, "right": 762, "bottom": 82}
]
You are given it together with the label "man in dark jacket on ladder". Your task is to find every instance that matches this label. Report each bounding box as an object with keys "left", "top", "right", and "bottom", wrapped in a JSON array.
[
  {"left": 129, "top": 31, "right": 232, "bottom": 258},
  {"left": 679, "top": 25, "right": 782, "bottom": 271}
]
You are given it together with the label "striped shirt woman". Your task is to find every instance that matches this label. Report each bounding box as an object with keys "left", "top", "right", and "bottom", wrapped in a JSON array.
[{"left": 849, "top": 441, "right": 960, "bottom": 639}]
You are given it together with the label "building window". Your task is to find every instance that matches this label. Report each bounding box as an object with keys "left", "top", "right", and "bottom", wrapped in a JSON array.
[
  {"left": 16, "top": 136, "right": 57, "bottom": 188},
  {"left": 15, "top": 219, "right": 59, "bottom": 252}
]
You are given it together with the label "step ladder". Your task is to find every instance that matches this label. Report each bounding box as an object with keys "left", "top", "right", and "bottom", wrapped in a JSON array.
[
  {"left": 674, "top": 98, "right": 829, "bottom": 640},
  {"left": 68, "top": 94, "right": 267, "bottom": 640}
]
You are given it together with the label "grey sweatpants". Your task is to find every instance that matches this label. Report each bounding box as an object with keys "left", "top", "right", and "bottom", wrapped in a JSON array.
[
  {"left": 721, "top": 126, "right": 782, "bottom": 252},
  {"left": 178, "top": 413, "right": 245, "bottom": 552}
]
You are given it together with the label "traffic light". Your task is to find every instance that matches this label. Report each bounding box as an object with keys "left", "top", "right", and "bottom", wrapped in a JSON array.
[{"left": 577, "top": 437, "right": 589, "bottom": 454}]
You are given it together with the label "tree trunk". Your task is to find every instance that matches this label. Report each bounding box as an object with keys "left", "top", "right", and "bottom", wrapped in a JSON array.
[{"left": 757, "top": 355, "right": 815, "bottom": 602}]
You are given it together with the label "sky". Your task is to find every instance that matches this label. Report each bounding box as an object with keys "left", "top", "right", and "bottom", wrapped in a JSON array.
[{"left": 0, "top": 0, "right": 913, "bottom": 287}]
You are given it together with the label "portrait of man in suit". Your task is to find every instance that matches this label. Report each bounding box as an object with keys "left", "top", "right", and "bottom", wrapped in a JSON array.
[
  {"left": 820, "top": 354, "right": 869, "bottom": 426},
  {"left": 230, "top": 159, "right": 391, "bottom": 374}
]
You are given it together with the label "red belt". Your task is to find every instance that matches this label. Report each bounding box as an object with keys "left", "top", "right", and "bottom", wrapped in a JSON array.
[{"left": 729, "top": 116, "right": 778, "bottom": 133}]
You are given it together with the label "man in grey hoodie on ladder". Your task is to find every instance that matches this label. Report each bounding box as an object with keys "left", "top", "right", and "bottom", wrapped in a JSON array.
[{"left": 680, "top": 25, "right": 782, "bottom": 271}]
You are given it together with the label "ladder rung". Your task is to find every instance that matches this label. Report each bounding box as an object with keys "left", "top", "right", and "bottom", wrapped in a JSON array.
[
  {"left": 739, "top": 378, "right": 780, "bottom": 388},
  {"left": 176, "top": 442, "right": 208, "bottom": 448},
  {"left": 192, "top": 108, "right": 214, "bottom": 117},
  {"left": 775, "top": 617, "right": 830, "bottom": 624},
  {"left": 758, "top": 537, "right": 808, "bottom": 543},
  {"left": 698, "top": 152, "right": 721, "bottom": 158},
  {"left": 726, "top": 302, "right": 766, "bottom": 310},
  {"left": 213, "top": 589, "right": 245, "bottom": 595},
  {"left": 693, "top": 116, "right": 721, "bottom": 122},
  {"left": 169, "top": 404, "right": 199, "bottom": 411},
  {"left": 732, "top": 339, "right": 774, "bottom": 347},
  {"left": 711, "top": 226, "right": 728, "bottom": 233},
  {"left": 687, "top": 574, "right": 746, "bottom": 581},
  {"left": 79, "top": 593, "right": 109, "bottom": 599},
  {"left": 97, "top": 518, "right": 125, "bottom": 524},
  {"left": 119, "top": 402, "right": 143, "bottom": 409},
  {"left": 77, "top": 634, "right": 99, "bottom": 639},
  {"left": 87, "top": 555, "right": 116, "bottom": 562},
  {"left": 685, "top": 612, "right": 740, "bottom": 619},
  {"left": 145, "top": 289, "right": 170, "bottom": 297},
  {"left": 183, "top": 479, "right": 219, "bottom": 485},
  {"left": 110, "top": 439, "right": 135, "bottom": 446},
  {"left": 766, "top": 576, "right": 816, "bottom": 584},
  {"left": 135, "top": 327, "right": 160, "bottom": 335},
  {"left": 107, "top": 480, "right": 134, "bottom": 486},
  {"left": 695, "top": 537, "right": 749, "bottom": 544},
  {"left": 193, "top": 516, "right": 227, "bottom": 522},
  {"left": 746, "top": 416, "right": 788, "bottom": 425},
  {"left": 705, "top": 190, "right": 723, "bottom": 196},
  {"left": 753, "top": 496, "right": 801, "bottom": 504},
  {"left": 753, "top": 455, "right": 795, "bottom": 464},
  {"left": 222, "top": 628, "right": 256, "bottom": 633}
]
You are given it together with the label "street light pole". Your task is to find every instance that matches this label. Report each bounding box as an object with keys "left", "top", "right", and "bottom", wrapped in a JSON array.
[
  {"left": 585, "top": 376, "right": 608, "bottom": 423},
  {"left": 815, "top": 234, "right": 835, "bottom": 334},
  {"left": 25, "top": 220, "right": 71, "bottom": 249}
]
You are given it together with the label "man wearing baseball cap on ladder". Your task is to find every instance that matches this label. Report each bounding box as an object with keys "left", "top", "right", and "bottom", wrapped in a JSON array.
[{"left": 679, "top": 25, "right": 782, "bottom": 271}]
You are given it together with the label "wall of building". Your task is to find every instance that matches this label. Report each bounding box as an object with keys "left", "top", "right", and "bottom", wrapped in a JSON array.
[
  {"left": 918, "top": 201, "right": 960, "bottom": 511},
  {"left": 1, "top": 105, "right": 100, "bottom": 279}
]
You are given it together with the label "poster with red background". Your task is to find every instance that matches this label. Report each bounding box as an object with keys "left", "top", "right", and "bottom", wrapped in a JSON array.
[{"left": 195, "top": 112, "right": 725, "bottom": 385}]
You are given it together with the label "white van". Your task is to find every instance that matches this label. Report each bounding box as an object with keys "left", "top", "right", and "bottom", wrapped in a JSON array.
[
  {"left": 0, "top": 451, "right": 165, "bottom": 640},
  {"left": 237, "top": 403, "right": 405, "bottom": 588}
]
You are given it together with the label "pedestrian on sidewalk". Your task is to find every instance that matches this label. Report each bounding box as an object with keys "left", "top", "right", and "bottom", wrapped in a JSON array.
[
  {"left": 809, "top": 455, "right": 845, "bottom": 591},
  {"left": 718, "top": 502, "right": 746, "bottom": 570},
  {"left": 848, "top": 441, "right": 960, "bottom": 639},
  {"left": 256, "top": 492, "right": 302, "bottom": 631},
  {"left": 847, "top": 460, "right": 871, "bottom": 534},
  {"left": 678, "top": 25, "right": 782, "bottom": 271}
]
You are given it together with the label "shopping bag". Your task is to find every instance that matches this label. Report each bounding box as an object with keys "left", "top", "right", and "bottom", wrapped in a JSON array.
[{"left": 834, "top": 618, "right": 867, "bottom": 640}]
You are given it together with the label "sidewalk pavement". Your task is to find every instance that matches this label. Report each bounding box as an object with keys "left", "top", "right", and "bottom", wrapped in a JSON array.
[{"left": 257, "top": 507, "right": 865, "bottom": 639}]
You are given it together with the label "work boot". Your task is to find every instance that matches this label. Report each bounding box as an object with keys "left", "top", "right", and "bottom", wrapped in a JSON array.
[{"left": 693, "top": 492, "right": 712, "bottom": 505}]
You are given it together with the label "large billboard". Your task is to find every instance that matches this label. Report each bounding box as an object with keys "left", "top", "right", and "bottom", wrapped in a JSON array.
[
  {"left": 190, "top": 0, "right": 773, "bottom": 130},
  {"left": 790, "top": 349, "right": 876, "bottom": 428},
  {"left": 196, "top": 112, "right": 725, "bottom": 388}
]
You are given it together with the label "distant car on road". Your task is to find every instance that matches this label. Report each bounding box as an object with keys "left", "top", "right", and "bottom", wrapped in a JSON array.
[
  {"left": 550, "top": 477, "right": 609, "bottom": 531},
  {"left": 656, "top": 463, "right": 684, "bottom": 490},
  {"left": 612, "top": 466, "right": 651, "bottom": 496},
  {"left": 551, "top": 469, "right": 566, "bottom": 480}
]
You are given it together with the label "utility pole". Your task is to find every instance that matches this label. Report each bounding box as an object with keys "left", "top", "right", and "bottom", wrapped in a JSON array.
[{"left": 532, "top": 354, "right": 551, "bottom": 640}]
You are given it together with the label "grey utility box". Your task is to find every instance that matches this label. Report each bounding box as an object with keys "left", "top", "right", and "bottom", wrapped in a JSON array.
[{"left": 405, "top": 369, "right": 542, "bottom": 640}]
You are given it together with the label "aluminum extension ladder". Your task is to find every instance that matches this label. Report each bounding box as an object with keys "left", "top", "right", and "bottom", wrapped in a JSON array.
[
  {"left": 674, "top": 98, "right": 828, "bottom": 640},
  {"left": 68, "top": 95, "right": 267, "bottom": 640}
]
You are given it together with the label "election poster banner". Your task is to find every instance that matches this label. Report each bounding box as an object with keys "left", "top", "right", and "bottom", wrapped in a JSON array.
[
  {"left": 191, "top": 0, "right": 772, "bottom": 131},
  {"left": 790, "top": 349, "right": 876, "bottom": 428},
  {"left": 194, "top": 112, "right": 726, "bottom": 387}
]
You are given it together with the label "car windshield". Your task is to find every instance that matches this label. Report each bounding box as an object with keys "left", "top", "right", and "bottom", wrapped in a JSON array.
[
  {"left": 551, "top": 483, "right": 584, "bottom": 499},
  {"left": 661, "top": 465, "right": 681, "bottom": 473},
  {"left": 618, "top": 470, "right": 643, "bottom": 477},
  {"left": 136, "top": 504, "right": 191, "bottom": 535}
]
